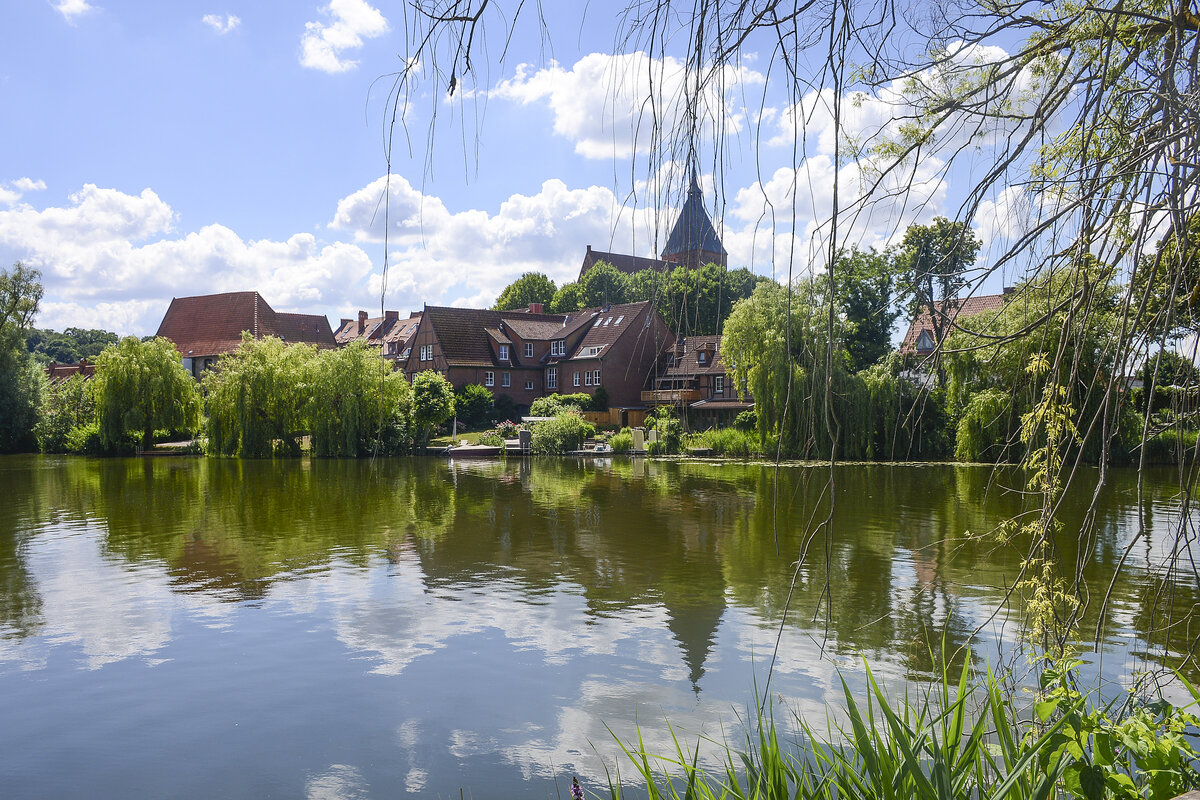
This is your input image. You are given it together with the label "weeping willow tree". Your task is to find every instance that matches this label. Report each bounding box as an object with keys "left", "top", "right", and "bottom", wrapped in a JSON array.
[
  {"left": 92, "top": 336, "right": 201, "bottom": 451},
  {"left": 379, "top": 0, "right": 1200, "bottom": 662},
  {"left": 203, "top": 333, "right": 318, "bottom": 458},
  {"left": 308, "top": 341, "right": 414, "bottom": 457}
]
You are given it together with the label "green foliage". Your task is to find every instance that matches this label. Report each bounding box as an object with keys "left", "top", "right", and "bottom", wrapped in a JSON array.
[
  {"left": 493, "top": 272, "right": 556, "bottom": 311},
  {"left": 944, "top": 264, "right": 1121, "bottom": 464},
  {"left": 490, "top": 392, "right": 518, "bottom": 423},
  {"left": 954, "top": 388, "right": 1014, "bottom": 462},
  {"left": 733, "top": 408, "right": 757, "bottom": 431},
  {"left": 309, "top": 341, "right": 413, "bottom": 457},
  {"left": 411, "top": 370, "right": 455, "bottom": 446},
  {"left": 1132, "top": 215, "right": 1200, "bottom": 341},
  {"left": 608, "top": 429, "right": 633, "bottom": 453},
  {"left": 578, "top": 262, "right": 629, "bottom": 307},
  {"left": 34, "top": 374, "right": 96, "bottom": 453},
  {"left": 690, "top": 426, "right": 760, "bottom": 457},
  {"left": 0, "top": 262, "right": 44, "bottom": 453},
  {"left": 203, "top": 334, "right": 317, "bottom": 457},
  {"left": 830, "top": 247, "right": 901, "bottom": 372},
  {"left": 475, "top": 429, "right": 505, "bottom": 447},
  {"left": 590, "top": 385, "right": 609, "bottom": 411},
  {"left": 454, "top": 383, "right": 493, "bottom": 429},
  {"left": 548, "top": 281, "right": 584, "bottom": 313},
  {"left": 625, "top": 262, "right": 768, "bottom": 336},
  {"left": 529, "top": 392, "right": 591, "bottom": 417},
  {"left": 25, "top": 327, "right": 118, "bottom": 365},
  {"left": 93, "top": 336, "right": 201, "bottom": 450},
  {"left": 647, "top": 405, "right": 683, "bottom": 454},
  {"left": 530, "top": 411, "right": 594, "bottom": 454},
  {"left": 64, "top": 420, "right": 108, "bottom": 455},
  {"left": 897, "top": 216, "right": 981, "bottom": 330}
]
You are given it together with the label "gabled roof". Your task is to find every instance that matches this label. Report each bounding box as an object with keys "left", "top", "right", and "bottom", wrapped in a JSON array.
[
  {"left": 155, "top": 291, "right": 335, "bottom": 357},
  {"left": 571, "top": 301, "right": 657, "bottom": 354},
  {"left": 900, "top": 292, "right": 1008, "bottom": 353},
  {"left": 579, "top": 246, "right": 671, "bottom": 281},
  {"left": 422, "top": 306, "right": 506, "bottom": 368},
  {"left": 662, "top": 172, "right": 727, "bottom": 260},
  {"left": 663, "top": 334, "right": 727, "bottom": 376}
]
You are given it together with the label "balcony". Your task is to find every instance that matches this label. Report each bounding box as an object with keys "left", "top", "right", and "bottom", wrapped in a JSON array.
[{"left": 641, "top": 389, "right": 702, "bottom": 404}]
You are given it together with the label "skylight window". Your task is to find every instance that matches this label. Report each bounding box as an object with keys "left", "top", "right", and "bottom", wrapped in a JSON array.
[{"left": 615, "top": 315, "right": 624, "bottom": 325}]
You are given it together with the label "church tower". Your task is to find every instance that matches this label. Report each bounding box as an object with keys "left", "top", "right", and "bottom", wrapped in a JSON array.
[{"left": 661, "top": 170, "right": 727, "bottom": 269}]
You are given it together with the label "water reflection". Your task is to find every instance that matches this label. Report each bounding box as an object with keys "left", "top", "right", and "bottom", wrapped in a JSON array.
[{"left": 0, "top": 455, "right": 1196, "bottom": 795}]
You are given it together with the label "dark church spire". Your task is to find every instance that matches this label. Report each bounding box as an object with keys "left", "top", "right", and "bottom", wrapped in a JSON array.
[{"left": 661, "top": 169, "right": 727, "bottom": 269}]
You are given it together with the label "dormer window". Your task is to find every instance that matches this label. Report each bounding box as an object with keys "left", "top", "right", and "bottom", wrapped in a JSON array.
[
  {"left": 551, "top": 339, "right": 565, "bottom": 356},
  {"left": 499, "top": 344, "right": 509, "bottom": 361},
  {"left": 698, "top": 351, "right": 707, "bottom": 365},
  {"left": 916, "top": 330, "right": 935, "bottom": 353}
]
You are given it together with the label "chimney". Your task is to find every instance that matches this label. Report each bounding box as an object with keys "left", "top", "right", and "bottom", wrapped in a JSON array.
[
  {"left": 340, "top": 318, "right": 352, "bottom": 330},
  {"left": 385, "top": 309, "right": 399, "bottom": 322},
  {"left": 358, "top": 310, "right": 368, "bottom": 334},
  {"left": 528, "top": 302, "right": 543, "bottom": 314},
  {"left": 1002, "top": 286, "right": 1015, "bottom": 295}
]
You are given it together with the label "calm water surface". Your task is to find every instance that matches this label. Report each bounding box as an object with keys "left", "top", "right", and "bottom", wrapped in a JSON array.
[{"left": 0, "top": 455, "right": 1195, "bottom": 798}]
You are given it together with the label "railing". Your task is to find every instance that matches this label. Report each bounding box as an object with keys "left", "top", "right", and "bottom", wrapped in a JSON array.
[{"left": 641, "top": 389, "right": 702, "bottom": 404}]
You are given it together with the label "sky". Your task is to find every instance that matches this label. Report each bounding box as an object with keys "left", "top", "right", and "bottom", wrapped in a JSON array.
[{"left": 1, "top": 0, "right": 1023, "bottom": 337}]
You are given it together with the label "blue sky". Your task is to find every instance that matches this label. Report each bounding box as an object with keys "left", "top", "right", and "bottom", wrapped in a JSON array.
[{"left": 1, "top": 0, "right": 1023, "bottom": 336}]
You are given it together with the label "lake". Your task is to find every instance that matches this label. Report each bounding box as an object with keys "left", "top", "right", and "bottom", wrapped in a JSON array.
[{"left": 0, "top": 455, "right": 1195, "bottom": 798}]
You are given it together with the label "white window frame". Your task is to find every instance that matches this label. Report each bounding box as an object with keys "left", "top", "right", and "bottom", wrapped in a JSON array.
[
  {"left": 573, "top": 372, "right": 580, "bottom": 387},
  {"left": 551, "top": 339, "right": 565, "bottom": 356},
  {"left": 584, "top": 371, "right": 592, "bottom": 386},
  {"left": 715, "top": 375, "right": 724, "bottom": 395},
  {"left": 524, "top": 380, "right": 534, "bottom": 391},
  {"left": 592, "top": 369, "right": 601, "bottom": 385},
  {"left": 499, "top": 344, "right": 509, "bottom": 361},
  {"left": 484, "top": 371, "right": 494, "bottom": 387},
  {"left": 524, "top": 343, "right": 534, "bottom": 358},
  {"left": 547, "top": 367, "right": 557, "bottom": 389},
  {"left": 502, "top": 372, "right": 511, "bottom": 387}
]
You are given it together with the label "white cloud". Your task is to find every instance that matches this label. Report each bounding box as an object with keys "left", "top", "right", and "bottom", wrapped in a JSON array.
[
  {"left": 331, "top": 174, "right": 660, "bottom": 309},
  {"left": 0, "top": 178, "right": 48, "bottom": 207},
  {"left": 489, "top": 53, "right": 764, "bottom": 160},
  {"left": 300, "top": 0, "right": 389, "bottom": 73},
  {"left": 0, "top": 184, "right": 377, "bottom": 335},
  {"left": 202, "top": 13, "right": 240, "bottom": 34},
  {"left": 51, "top": 0, "right": 95, "bottom": 22}
]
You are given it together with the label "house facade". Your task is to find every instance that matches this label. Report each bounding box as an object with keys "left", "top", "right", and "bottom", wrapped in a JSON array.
[
  {"left": 900, "top": 291, "right": 1010, "bottom": 355},
  {"left": 155, "top": 291, "right": 336, "bottom": 378},
  {"left": 645, "top": 335, "right": 752, "bottom": 429},
  {"left": 401, "top": 300, "right": 674, "bottom": 418}
]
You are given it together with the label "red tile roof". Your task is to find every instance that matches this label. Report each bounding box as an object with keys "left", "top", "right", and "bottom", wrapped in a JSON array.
[
  {"left": 662, "top": 334, "right": 727, "bottom": 376},
  {"left": 900, "top": 292, "right": 1008, "bottom": 354},
  {"left": 155, "top": 291, "right": 336, "bottom": 357},
  {"left": 579, "top": 246, "right": 671, "bottom": 281}
]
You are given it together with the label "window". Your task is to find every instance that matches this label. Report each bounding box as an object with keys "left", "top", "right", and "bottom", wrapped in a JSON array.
[
  {"left": 524, "top": 343, "right": 534, "bottom": 358},
  {"left": 502, "top": 372, "right": 511, "bottom": 387},
  {"left": 584, "top": 371, "right": 592, "bottom": 386},
  {"left": 547, "top": 367, "right": 557, "bottom": 389},
  {"left": 614, "top": 315, "right": 624, "bottom": 325},
  {"left": 499, "top": 344, "right": 509, "bottom": 361},
  {"left": 551, "top": 339, "right": 565, "bottom": 356},
  {"left": 715, "top": 375, "right": 724, "bottom": 395},
  {"left": 485, "top": 371, "right": 494, "bottom": 387},
  {"left": 697, "top": 351, "right": 707, "bottom": 364},
  {"left": 592, "top": 369, "right": 601, "bottom": 385},
  {"left": 419, "top": 344, "right": 431, "bottom": 361},
  {"left": 524, "top": 380, "right": 534, "bottom": 391},
  {"left": 573, "top": 372, "right": 580, "bottom": 387}
]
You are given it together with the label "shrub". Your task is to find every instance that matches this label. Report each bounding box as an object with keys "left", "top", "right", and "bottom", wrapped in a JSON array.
[
  {"left": 531, "top": 412, "right": 595, "bottom": 454},
  {"left": 609, "top": 431, "right": 633, "bottom": 453},
  {"left": 35, "top": 374, "right": 96, "bottom": 453},
  {"left": 494, "top": 419, "right": 519, "bottom": 439},
  {"left": 647, "top": 406, "right": 683, "bottom": 454},
  {"left": 590, "top": 386, "right": 610, "bottom": 411},
  {"left": 693, "top": 427, "right": 760, "bottom": 457},
  {"left": 66, "top": 420, "right": 120, "bottom": 454},
  {"left": 529, "top": 395, "right": 564, "bottom": 417},
  {"left": 476, "top": 430, "right": 505, "bottom": 447},
  {"left": 733, "top": 408, "right": 757, "bottom": 431},
  {"left": 490, "top": 393, "right": 518, "bottom": 423},
  {"left": 455, "top": 383, "right": 494, "bottom": 429}
]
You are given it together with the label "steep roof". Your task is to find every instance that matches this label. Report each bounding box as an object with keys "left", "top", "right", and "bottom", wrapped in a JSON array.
[
  {"left": 571, "top": 301, "right": 658, "bottom": 354},
  {"left": 662, "top": 172, "right": 727, "bottom": 261},
  {"left": 900, "top": 292, "right": 1008, "bottom": 353},
  {"left": 422, "top": 306, "right": 505, "bottom": 368},
  {"left": 663, "top": 334, "right": 727, "bottom": 376},
  {"left": 155, "top": 291, "right": 335, "bottom": 357},
  {"left": 579, "top": 246, "right": 671, "bottom": 281}
]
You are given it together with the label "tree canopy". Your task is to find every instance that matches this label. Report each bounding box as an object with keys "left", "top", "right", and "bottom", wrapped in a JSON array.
[
  {"left": 0, "top": 263, "right": 44, "bottom": 452},
  {"left": 93, "top": 336, "right": 202, "bottom": 450},
  {"left": 493, "top": 272, "right": 557, "bottom": 311}
]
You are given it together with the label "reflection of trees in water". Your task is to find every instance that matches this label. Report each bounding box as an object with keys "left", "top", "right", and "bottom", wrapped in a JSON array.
[{"left": 1, "top": 456, "right": 1195, "bottom": 680}]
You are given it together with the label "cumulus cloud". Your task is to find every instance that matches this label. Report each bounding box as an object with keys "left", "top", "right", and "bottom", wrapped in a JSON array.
[
  {"left": 202, "top": 13, "right": 240, "bottom": 34},
  {"left": 51, "top": 0, "right": 95, "bottom": 22},
  {"left": 330, "top": 174, "right": 660, "bottom": 310},
  {"left": 0, "top": 184, "right": 376, "bottom": 335},
  {"left": 489, "top": 53, "right": 764, "bottom": 159},
  {"left": 300, "top": 0, "right": 389, "bottom": 73},
  {"left": 0, "top": 178, "right": 48, "bottom": 207}
]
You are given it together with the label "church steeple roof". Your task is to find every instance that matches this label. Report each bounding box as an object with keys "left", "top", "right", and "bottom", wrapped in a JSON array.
[{"left": 661, "top": 170, "right": 727, "bottom": 264}]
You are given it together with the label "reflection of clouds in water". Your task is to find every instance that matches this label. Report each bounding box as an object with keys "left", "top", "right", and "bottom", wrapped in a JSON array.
[
  {"left": 404, "top": 767, "right": 428, "bottom": 794},
  {"left": 284, "top": 546, "right": 684, "bottom": 679},
  {"left": 26, "top": 527, "right": 174, "bottom": 669},
  {"left": 305, "top": 764, "right": 369, "bottom": 800}
]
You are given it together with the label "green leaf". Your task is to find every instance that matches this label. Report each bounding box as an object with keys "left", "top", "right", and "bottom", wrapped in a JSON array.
[
  {"left": 1093, "top": 731, "right": 1115, "bottom": 767},
  {"left": 1035, "top": 699, "right": 1060, "bottom": 723}
]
